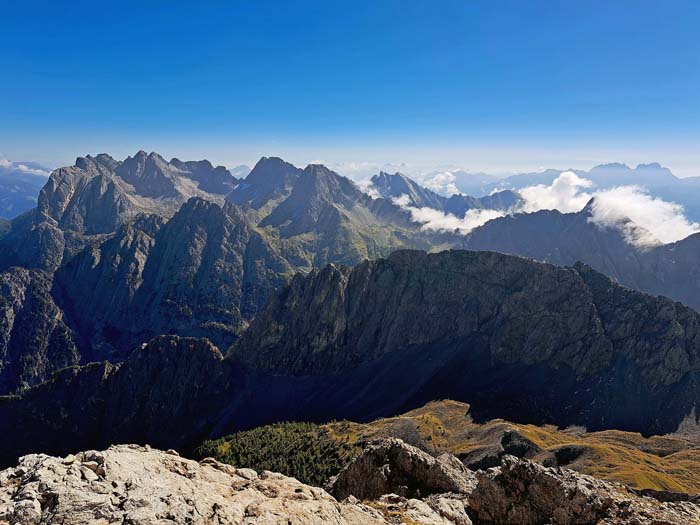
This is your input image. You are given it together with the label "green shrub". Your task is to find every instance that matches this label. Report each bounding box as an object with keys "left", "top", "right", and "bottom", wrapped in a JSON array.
[{"left": 195, "top": 421, "right": 358, "bottom": 486}]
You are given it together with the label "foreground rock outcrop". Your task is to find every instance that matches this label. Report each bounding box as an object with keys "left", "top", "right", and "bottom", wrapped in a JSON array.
[
  {"left": 334, "top": 439, "right": 700, "bottom": 525},
  {"left": 3, "top": 440, "right": 699, "bottom": 525},
  {"left": 328, "top": 438, "right": 477, "bottom": 500},
  {"left": 469, "top": 455, "right": 700, "bottom": 524},
  {"left": 0, "top": 445, "right": 387, "bottom": 525}
]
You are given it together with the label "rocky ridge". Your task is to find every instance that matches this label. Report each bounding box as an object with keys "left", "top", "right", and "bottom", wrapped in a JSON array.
[
  {"left": 460, "top": 202, "right": 700, "bottom": 311},
  {"left": 0, "top": 267, "right": 79, "bottom": 393},
  {"left": 0, "top": 151, "right": 238, "bottom": 272},
  {"left": 233, "top": 249, "right": 700, "bottom": 390},
  {"left": 0, "top": 444, "right": 386, "bottom": 525},
  {"left": 332, "top": 439, "right": 700, "bottom": 524},
  {"left": 0, "top": 153, "right": 438, "bottom": 391},
  {"left": 369, "top": 171, "right": 521, "bottom": 217},
  {"left": 4, "top": 250, "right": 700, "bottom": 467},
  {"left": 2, "top": 440, "right": 699, "bottom": 525},
  {"left": 5, "top": 152, "right": 700, "bottom": 397}
]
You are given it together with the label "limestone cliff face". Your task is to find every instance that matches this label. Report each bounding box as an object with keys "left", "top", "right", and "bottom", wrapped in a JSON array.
[
  {"left": 0, "top": 268, "right": 79, "bottom": 392},
  {"left": 460, "top": 204, "right": 700, "bottom": 311},
  {"left": 130, "top": 199, "right": 293, "bottom": 347},
  {"left": 232, "top": 249, "right": 700, "bottom": 386},
  {"left": 38, "top": 151, "right": 237, "bottom": 235},
  {"left": 0, "top": 151, "right": 238, "bottom": 273},
  {"left": 54, "top": 216, "right": 163, "bottom": 361},
  {"left": 0, "top": 336, "right": 233, "bottom": 465},
  {"left": 51, "top": 198, "right": 293, "bottom": 362},
  {"left": 226, "top": 249, "right": 700, "bottom": 434}
]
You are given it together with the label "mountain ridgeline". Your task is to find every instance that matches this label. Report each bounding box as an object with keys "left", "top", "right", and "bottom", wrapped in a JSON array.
[
  {"left": 2, "top": 151, "right": 700, "bottom": 467},
  {"left": 2, "top": 250, "right": 700, "bottom": 466},
  {"left": 0, "top": 153, "right": 434, "bottom": 391},
  {"left": 369, "top": 171, "right": 521, "bottom": 217}
]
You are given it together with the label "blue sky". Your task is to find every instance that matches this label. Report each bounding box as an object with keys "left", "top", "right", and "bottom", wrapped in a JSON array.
[{"left": 1, "top": 0, "right": 699, "bottom": 176}]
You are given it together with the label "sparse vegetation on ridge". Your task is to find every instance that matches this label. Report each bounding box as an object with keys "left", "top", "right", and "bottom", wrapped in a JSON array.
[
  {"left": 195, "top": 421, "right": 360, "bottom": 486},
  {"left": 199, "top": 400, "right": 700, "bottom": 494}
]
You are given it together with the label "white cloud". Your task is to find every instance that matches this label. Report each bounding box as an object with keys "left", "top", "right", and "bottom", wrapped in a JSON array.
[
  {"left": 588, "top": 186, "right": 700, "bottom": 246},
  {"left": 516, "top": 172, "right": 700, "bottom": 247},
  {"left": 518, "top": 171, "right": 593, "bottom": 213},
  {"left": 421, "top": 171, "right": 460, "bottom": 196},
  {"left": 392, "top": 195, "right": 505, "bottom": 234},
  {"left": 354, "top": 178, "right": 381, "bottom": 199},
  {"left": 0, "top": 158, "right": 50, "bottom": 177},
  {"left": 392, "top": 170, "right": 700, "bottom": 246}
]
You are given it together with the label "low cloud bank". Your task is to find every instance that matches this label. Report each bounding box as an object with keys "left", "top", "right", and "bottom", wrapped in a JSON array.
[
  {"left": 393, "top": 194, "right": 507, "bottom": 235},
  {"left": 392, "top": 171, "right": 700, "bottom": 246},
  {"left": 0, "top": 158, "right": 50, "bottom": 177},
  {"left": 518, "top": 171, "right": 593, "bottom": 213},
  {"left": 589, "top": 186, "right": 700, "bottom": 246},
  {"left": 421, "top": 171, "right": 460, "bottom": 196}
]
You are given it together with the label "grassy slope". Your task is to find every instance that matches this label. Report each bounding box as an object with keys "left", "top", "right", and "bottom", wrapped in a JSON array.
[{"left": 198, "top": 400, "right": 700, "bottom": 493}]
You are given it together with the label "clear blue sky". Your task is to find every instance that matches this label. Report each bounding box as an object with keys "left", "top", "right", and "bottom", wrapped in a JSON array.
[{"left": 1, "top": 0, "right": 699, "bottom": 176}]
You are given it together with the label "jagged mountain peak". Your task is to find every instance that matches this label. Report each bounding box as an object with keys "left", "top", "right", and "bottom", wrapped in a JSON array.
[
  {"left": 370, "top": 171, "right": 418, "bottom": 189},
  {"left": 170, "top": 157, "right": 213, "bottom": 170},
  {"left": 369, "top": 170, "right": 520, "bottom": 217},
  {"left": 303, "top": 163, "right": 338, "bottom": 175},
  {"left": 248, "top": 156, "right": 300, "bottom": 180},
  {"left": 228, "top": 156, "right": 302, "bottom": 210},
  {"left": 300, "top": 164, "right": 363, "bottom": 197},
  {"left": 44, "top": 151, "right": 236, "bottom": 232},
  {"left": 78, "top": 153, "right": 119, "bottom": 170},
  {"left": 369, "top": 171, "right": 444, "bottom": 209}
]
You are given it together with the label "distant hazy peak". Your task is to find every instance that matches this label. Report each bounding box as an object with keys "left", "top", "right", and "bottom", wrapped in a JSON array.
[
  {"left": 371, "top": 171, "right": 418, "bottom": 190},
  {"left": 637, "top": 162, "right": 664, "bottom": 170},
  {"left": 590, "top": 162, "right": 632, "bottom": 171}
]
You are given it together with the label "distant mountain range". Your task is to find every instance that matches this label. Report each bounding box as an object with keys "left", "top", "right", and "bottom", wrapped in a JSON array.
[
  {"left": 0, "top": 160, "right": 50, "bottom": 219},
  {"left": 2, "top": 151, "right": 700, "bottom": 468},
  {"left": 425, "top": 162, "right": 700, "bottom": 222},
  {"left": 368, "top": 171, "right": 521, "bottom": 217}
]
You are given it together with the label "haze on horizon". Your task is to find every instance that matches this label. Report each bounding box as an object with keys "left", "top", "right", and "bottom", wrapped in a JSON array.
[{"left": 1, "top": 0, "right": 698, "bottom": 178}]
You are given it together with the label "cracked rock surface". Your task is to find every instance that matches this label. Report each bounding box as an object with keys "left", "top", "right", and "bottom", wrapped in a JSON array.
[
  {"left": 0, "top": 444, "right": 387, "bottom": 525},
  {"left": 3, "top": 440, "right": 700, "bottom": 525}
]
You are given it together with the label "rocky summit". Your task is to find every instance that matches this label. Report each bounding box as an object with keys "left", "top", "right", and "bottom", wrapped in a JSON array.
[
  {"left": 2, "top": 440, "right": 699, "bottom": 525},
  {"left": 0, "top": 445, "right": 386, "bottom": 525}
]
